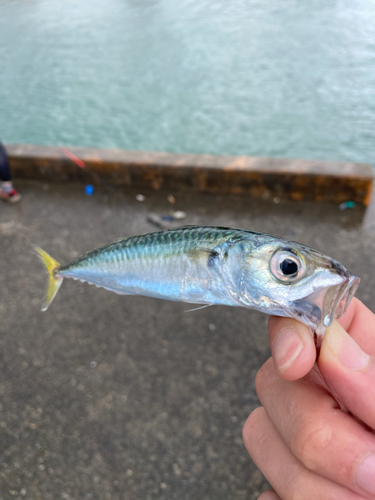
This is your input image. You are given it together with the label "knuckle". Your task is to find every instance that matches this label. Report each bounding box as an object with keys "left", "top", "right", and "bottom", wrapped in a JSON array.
[
  {"left": 255, "top": 358, "right": 274, "bottom": 398},
  {"left": 258, "top": 490, "right": 281, "bottom": 500},
  {"left": 255, "top": 369, "right": 265, "bottom": 398},
  {"left": 242, "top": 407, "right": 267, "bottom": 454},
  {"left": 284, "top": 469, "right": 309, "bottom": 500},
  {"left": 292, "top": 415, "right": 333, "bottom": 471},
  {"left": 286, "top": 469, "right": 343, "bottom": 500}
]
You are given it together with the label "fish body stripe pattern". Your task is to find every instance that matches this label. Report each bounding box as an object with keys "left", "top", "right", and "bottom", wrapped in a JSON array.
[{"left": 61, "top": 226, "right": 263, "bottom": 273}]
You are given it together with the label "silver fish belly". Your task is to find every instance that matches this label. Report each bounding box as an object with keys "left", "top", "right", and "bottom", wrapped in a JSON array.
[{"left": 34, "top": 226, "right": 359, "bottom": 345}]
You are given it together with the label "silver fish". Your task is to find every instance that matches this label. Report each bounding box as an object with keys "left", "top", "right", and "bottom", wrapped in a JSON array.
[{"left": 34, "top": 226, "right": 359, "bottom": 345}]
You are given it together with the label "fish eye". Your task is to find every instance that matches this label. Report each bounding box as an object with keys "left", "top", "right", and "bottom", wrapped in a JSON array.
[
  {"left": 280, "top": 258, "right": 298, "bottom": 275},
  {"left": 270, "top": 249, "right": 305, "bottom": 282}
]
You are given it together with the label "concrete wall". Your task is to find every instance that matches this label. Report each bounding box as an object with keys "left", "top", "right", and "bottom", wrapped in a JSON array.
[{"left": 6, "top": 143, "right": 374, "bottom": 205}]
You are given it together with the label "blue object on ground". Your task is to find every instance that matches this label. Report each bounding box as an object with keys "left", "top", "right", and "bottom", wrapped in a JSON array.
[
  {"left": 85, "top": 184, "right": 94, "bottom": 196},
  {"left": 339, "top": 201, "right": 356, "bottom": 210}
]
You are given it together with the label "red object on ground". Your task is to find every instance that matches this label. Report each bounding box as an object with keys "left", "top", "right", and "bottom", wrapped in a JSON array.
[{"left": 60, "top": 147, "right": 86, "bottom": 169}]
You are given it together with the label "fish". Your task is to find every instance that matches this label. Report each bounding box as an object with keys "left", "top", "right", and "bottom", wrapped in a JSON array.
[{"left": 33, "top": 225, "right": 359, "bottom": 346}]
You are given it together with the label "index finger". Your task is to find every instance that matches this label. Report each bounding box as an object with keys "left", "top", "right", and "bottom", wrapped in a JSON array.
[{"left": 256, "top": 358, "right": 375, "bottom": 497}]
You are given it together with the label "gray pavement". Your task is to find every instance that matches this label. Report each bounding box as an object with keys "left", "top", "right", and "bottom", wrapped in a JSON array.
[{"left": 1, "top": 180, "right": 375, "bottom": 500}]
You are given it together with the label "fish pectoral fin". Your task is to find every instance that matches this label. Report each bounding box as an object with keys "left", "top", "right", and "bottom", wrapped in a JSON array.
[
  {"left": 187, "top": 247, "right": 211, "bottom": 261},
  {"left": 185, "top": 304, "right": 212, "bottom": 312},
  {"left": 187, "top": 246, "right": 223, "bottom": 267}
]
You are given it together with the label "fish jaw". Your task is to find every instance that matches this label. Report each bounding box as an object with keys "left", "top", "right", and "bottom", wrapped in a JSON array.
[
  {"left": 236, "top": 241, "right": 360, "bottom": 346},
  {"left": 287, "top": 274, "right": 360, "bottom": 346}
]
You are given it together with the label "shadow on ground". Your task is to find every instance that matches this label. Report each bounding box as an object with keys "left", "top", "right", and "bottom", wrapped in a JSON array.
[{"left": 1, "top": 180, "right": 374, "bottom": 500}]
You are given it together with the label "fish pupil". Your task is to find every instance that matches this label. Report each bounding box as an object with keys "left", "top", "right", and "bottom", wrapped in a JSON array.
[{"left": 280, "top": 258, "right": 298, "bottom": 276}]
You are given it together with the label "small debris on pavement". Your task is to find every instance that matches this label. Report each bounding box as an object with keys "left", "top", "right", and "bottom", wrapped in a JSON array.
[
  {"left": 172, "top": 211, "right": 186, "bottom": 220},
  {"left": 167, "top": 194, "right": 176, "bottom": 204},
  {"left": 85, "top": 184, "right": 94, "bottom": 196},
  {"left": 339, "top": 201, "right": 356, "bottom": 211},
  {"left": 147, "top": 210, "right": 187, "bottom": 229},
  {"left": 147, "top": 213, "right": 174, "bottom": 229},
  {"left": 136, "top": 194, "right": 145, "bottom": 202}
]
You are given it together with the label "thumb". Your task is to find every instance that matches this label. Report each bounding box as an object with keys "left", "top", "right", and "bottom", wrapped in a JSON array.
[
  {"left": 318, "top": 319, "right": 375, "bottom": 430},
  {"left": 268, "top": 316, "right": 316, "bottom": 380}
]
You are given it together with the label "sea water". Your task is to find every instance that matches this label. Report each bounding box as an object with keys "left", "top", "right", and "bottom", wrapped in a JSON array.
[{"left": 0, "top": 0, "right": 374, "bottom": 164}]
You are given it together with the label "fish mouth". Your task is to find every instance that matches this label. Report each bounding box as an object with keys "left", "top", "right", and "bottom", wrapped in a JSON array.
[{"left": 289, "top": 275, "right": 360, "bottom": 345}]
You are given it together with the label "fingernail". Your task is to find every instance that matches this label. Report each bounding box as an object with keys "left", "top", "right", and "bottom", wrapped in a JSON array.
[
  {"left": 272, "top": 327, "right": 304, "bottom": 372},
  {"left": 326, "top": 320, "right": 370, "bottom": 371},
  {"left": 356, "top": 453, "right": 375, "bottom": 495}
]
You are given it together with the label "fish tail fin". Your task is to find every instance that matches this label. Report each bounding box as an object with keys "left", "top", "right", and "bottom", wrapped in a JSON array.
[{"left": 33, "top": 245, "right": 63, "bottom": 311}]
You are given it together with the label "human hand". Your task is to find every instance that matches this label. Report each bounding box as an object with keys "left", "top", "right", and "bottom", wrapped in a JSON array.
[{"left": 243, "top": 298, "right": 375, "bottom": 499}]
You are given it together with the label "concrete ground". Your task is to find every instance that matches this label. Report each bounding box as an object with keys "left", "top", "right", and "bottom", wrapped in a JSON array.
[{"left": 1, "top": 179, "right": 375, "bottom": 500}]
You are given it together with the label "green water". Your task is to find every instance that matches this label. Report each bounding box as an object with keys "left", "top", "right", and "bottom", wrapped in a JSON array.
[{"left": 0, "top": 0, "right": 374, "bottom": 164}]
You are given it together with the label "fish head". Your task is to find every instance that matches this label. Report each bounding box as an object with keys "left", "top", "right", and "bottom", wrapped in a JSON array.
[{"left": 239, "top": 240, "right": 359, "bottom": 345}]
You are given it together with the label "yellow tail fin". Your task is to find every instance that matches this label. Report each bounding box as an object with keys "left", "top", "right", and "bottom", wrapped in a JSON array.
[{"left": 33, "top": 245, "right": 63, "bottom": 311}]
